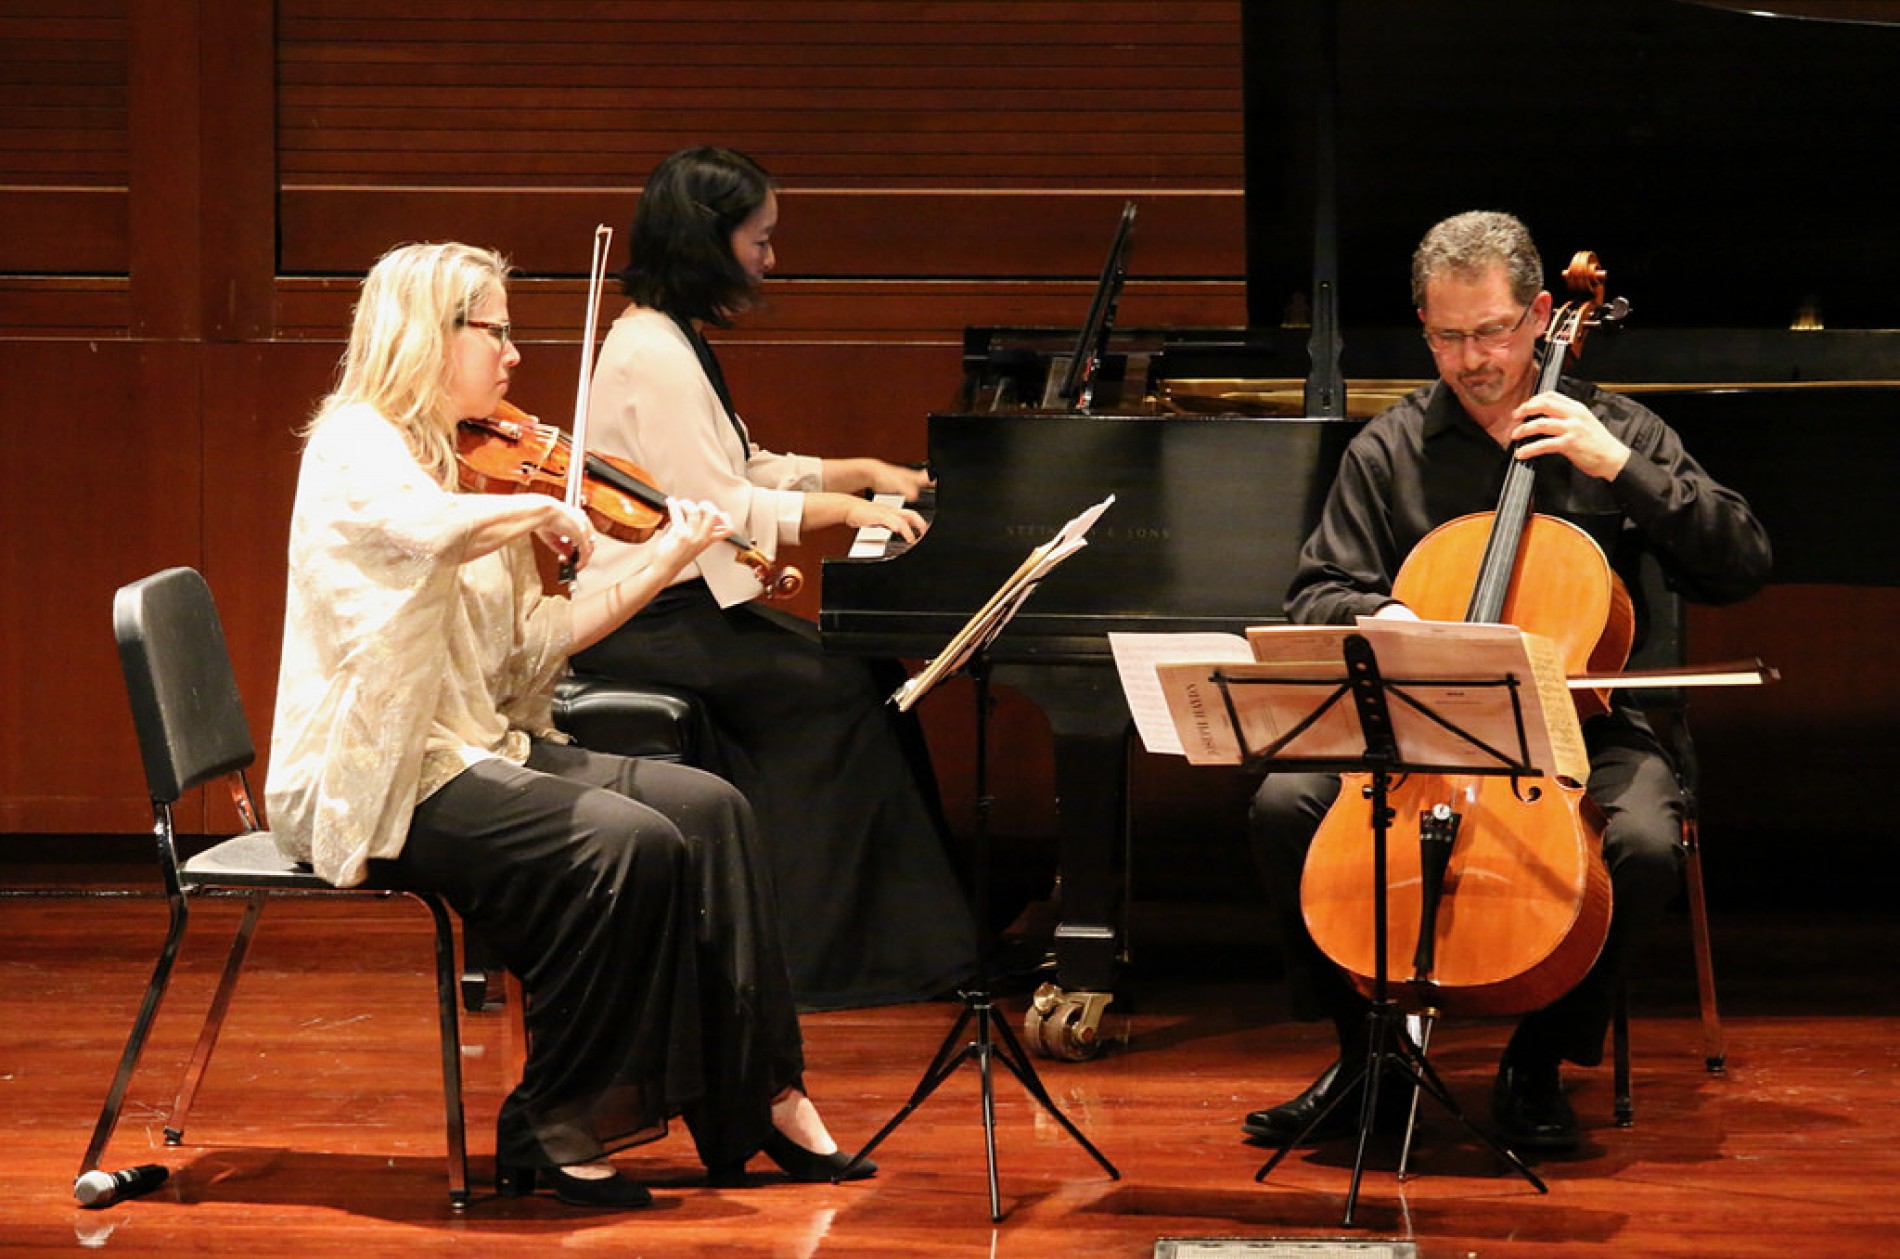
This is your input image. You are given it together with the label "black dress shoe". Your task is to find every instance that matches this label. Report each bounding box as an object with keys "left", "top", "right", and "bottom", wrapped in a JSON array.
[
  {"left": 761, "top": 1130, "right": 877, "bottom": 1183},
  {"left": 497, "top": 1161, "right": 654, "bottom": 1209},
  {"left": 1491, "top": 1056, "right": 1580, "bottom": 1153},
  {"left": 708, "top": 1132, "right": 879, "bottom": 1186},
  {"left": 1242, "top": 1059, "right": 1410, "bottom": 1144}
]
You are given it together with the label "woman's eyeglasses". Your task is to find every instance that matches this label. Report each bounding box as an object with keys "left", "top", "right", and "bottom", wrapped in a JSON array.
[{"left": 461, "top": 318, "right": 514, "bottom": 347}]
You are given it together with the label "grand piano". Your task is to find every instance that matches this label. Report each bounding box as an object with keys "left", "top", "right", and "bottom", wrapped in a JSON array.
[{"left": 821, "top": 0, "right": 1900, "bottom": 1058}]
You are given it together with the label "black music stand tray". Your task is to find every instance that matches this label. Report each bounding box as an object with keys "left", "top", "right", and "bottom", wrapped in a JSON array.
[
  {"left": 841, "top": 499, "right": 1120, "bottom": 1222},
  {"left": 1209, "top": 631, "right": 1555, "bottom": 1226}
]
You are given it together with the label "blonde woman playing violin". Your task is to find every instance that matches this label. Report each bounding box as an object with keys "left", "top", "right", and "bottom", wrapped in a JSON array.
[{"left": 268, "top": 241, "right": 873, "bottom": 1209}]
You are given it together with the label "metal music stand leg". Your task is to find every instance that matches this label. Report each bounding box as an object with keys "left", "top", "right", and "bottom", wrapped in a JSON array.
[
  {"left": 1251, "top": 640, "right": 1549, "bottom": 1226},
  {"left": 840, "top": 652, "right": 1119, "bottom": 1221}
]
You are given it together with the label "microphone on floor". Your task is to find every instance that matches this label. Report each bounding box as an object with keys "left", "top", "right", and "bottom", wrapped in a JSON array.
[{"left": 73, "top": 1164, "right": 169, "bottom": 1209}]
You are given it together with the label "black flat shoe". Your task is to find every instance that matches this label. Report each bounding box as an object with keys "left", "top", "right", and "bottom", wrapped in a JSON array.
[
  {"left": 760, "top": 1130, "right": 877, "bottom": 1183},
  {"left": 497, "top": 1161, "right": 654, "bottom": 1209},
  {"left": 1241, "top": 1058, "right": 1411, "bottom": 1145},
  {"left": 1491, "top": 1056, "right": 1580, "bottom": 1153}
]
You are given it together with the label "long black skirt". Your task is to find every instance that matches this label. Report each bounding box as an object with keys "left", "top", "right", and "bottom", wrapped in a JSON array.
[
  {"left": 381, "top": 739, "right": 804, "bottom": 1170},
  {"left": 574, "top": 582, "right": 980, "bottom": 1010}
]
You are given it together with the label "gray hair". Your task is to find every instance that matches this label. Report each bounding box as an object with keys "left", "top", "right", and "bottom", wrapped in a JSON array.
[{"left": 1410, "top": 211, "right": 1543, "bottom": 308}]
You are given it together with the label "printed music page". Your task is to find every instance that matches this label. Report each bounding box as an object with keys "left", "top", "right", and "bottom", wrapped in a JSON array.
[
  {"left": 1348, "top": 618, "right": 1589, "bottom": 783},
  {"left": 1110, "top": 632, "right": 1254, "bottom": 756},
  {"left": 1151, "top": 626, "right": 1364, "bottom": 766},
  {"left": 892, "top": 494, "right": 1115, "bottom": 711}
]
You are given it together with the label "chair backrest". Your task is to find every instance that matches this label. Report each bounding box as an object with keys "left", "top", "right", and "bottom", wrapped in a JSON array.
[
  {"left": 1625, "top": 549, "right": 1688, "bottom": 699},
  {"left": 1624, "top": 550, "right": 1700, "bottom": 792},
  {"left": 113, "top": 567, "right": 255, "bottom": 804}
]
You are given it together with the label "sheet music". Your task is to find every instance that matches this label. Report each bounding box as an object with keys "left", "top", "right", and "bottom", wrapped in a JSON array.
[
  {"left": 1109, "top": 632, "right": 1255, "bottom": 756},
  {"left": 1155, "top": 627, "right": 1364, "bottom": 765},
  {"left": 891, "top": 494, "right": 1116, "bottom": 711},
  {"left": 1138, "top": 620, "right": 1587, "bottom": 778},
  {"left": 1347, "top": 619, "right": 1587, "bottom": 783}
]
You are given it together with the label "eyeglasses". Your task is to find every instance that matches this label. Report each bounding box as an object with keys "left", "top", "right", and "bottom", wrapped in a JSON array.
[
  {"left": 461, "top": 318, "right": 514, "bottom": 347},
  {"left": 1420, "top": 302, "right": 1533, "bottom": 353}
]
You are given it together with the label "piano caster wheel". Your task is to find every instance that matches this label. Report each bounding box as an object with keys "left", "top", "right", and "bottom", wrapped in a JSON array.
[{"left": 1023, "top": 982, "right": 1112, "bottom": 1061}]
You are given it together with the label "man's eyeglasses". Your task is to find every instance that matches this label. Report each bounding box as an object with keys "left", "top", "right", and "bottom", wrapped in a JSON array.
[
  {"left": 1421, "top": 303, "right": 1533, "bottom": 353},
  {"left": 461, "top": 318, "right": 514, "bottom": 347}
]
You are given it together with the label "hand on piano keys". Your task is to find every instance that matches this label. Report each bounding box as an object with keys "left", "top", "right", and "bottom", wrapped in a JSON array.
[{"left": 847, "top": 487, "right": 937, "bottom": 559}]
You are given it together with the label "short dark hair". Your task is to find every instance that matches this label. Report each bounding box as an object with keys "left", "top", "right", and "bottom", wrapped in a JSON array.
[{"left": 617, "top": 145, "right": 775, "bottom": 326}]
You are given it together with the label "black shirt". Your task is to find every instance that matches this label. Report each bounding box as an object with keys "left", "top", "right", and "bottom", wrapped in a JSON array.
[{"left": 1286, "top": 376, "right": 1773, "bottom": 639}]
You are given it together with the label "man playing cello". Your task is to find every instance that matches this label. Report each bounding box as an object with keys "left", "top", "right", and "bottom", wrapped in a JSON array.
[{"left": 1245, "top": 210, "right": 1771, "bottom": 1152}]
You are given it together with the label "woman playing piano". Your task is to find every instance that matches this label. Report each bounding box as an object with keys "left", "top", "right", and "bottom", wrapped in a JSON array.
[{"left": 572, "top": 145, "right": 980, "bottom": 1010}]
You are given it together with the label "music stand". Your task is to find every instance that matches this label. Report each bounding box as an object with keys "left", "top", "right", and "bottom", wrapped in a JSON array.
[
  {"left": 1169, "top": 626, "right": 1562, "bottom": 1225},
  {"left": 842, "top": 496, "right": 1120, "bottom": 1222}
]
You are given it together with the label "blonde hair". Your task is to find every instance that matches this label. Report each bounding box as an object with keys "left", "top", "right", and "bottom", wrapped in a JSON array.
[{"left": 309, "top": 241, "right": 512, "bottom": 487}]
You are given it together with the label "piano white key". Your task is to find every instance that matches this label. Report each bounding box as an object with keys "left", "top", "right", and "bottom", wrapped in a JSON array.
[{"left": 847, "top": 492, "right": 906, "bottom": 558}]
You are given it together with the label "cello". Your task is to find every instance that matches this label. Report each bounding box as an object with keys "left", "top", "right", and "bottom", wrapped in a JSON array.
[{"left": 1299, "top": 252, "right": 1630, "bottom": 1017}]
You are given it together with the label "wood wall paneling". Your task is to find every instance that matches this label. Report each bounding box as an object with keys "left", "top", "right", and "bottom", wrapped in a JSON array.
[
  {"left": 198, "top": 343, "right": 334, "bottom": 736},
  {"left": 0, "top": 1, "right": 130, "bottom": 273},
  {"left": 278, "top": 188, "right": 1247, "bottom": 279},
  {"left": 0, "top": 341, "right": 204, "bottom": 835},
  {"left": 271, "top": 278, "right": 1251, "bottom": 344},
  {"left": 197, "top": 0, "right": 278, "bottom": 339},
  {"left": 127, "top": 0, "right": 202, "bottom": 338},
  {"left": 272, "top": 2, "right": 1241, "bottom": 188},
  {"left": 273, "top": 1, "right": 1245, "bottom": 277},
  {"left": 0, "top": 190, "right": 129, "bottom": 275}
]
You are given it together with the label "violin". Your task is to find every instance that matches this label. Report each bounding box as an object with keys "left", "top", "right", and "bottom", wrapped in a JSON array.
[
  {"left": 456, "top": 401, "right": 802, "bottom": 598},
  {"left": 452, "top": 224, "right": 801, "bottom": 600},
  {"left": 1299, "top": 251, "right": 1630, "bottom": 1017}
]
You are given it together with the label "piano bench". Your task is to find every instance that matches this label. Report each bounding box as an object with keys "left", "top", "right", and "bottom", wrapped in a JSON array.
[
  {"left": 459, "top": 673, "right": 715, "bottom": 1012},
  {"left": 551, "top": 672, "right": 714, "bottom": 767}
]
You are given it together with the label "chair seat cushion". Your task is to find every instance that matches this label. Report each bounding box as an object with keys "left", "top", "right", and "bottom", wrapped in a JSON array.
[{"left": 182, "top": 831, "right": 329, "bottom": 888}]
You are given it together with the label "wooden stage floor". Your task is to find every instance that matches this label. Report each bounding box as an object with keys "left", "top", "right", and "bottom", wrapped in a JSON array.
[{"left": 3, "top": 880, "right": 1895, "bottom": 1258}]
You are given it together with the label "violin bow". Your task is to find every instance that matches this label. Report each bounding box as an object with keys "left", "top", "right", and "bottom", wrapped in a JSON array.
[
  {"left": 1567, "top": 658, "right": 1779, "bottom": 691},
  {"left": 559, "top": 224, "right": 615, "bottom": 582}
]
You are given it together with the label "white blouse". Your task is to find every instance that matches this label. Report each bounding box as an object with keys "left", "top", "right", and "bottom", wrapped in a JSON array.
[
  {"left": 266, "top": 403, "right": 571, "bottom": 887},
  {"left": 578, "top": 305, "right": 822, "bottom": 610}
]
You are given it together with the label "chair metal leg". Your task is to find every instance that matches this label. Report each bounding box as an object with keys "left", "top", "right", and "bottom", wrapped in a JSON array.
[
  {"left": 1397, "top": 1011, "right": 1433, "bottom": 1179},
  {"left": 459, "top": 927, "right": 506, "bottom": 1013},
  {"left": 78, "top": 881, "right": 191, "bottom": 1180},
  {"left": 164, "top": 891, "right": 267, "bottom": 1144},
  {"left": 1681, "top": 814, "right": 1726, "bottom": 1073},
  {"left": 1612, "top": 982, "right": 1634, "bottom": 1126},
  {"left": 420, "top": 894, "right": 470, "bottom": 1209}
]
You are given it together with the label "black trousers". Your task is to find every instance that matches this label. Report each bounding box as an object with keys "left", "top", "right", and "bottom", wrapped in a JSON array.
[
  {"left": 380, "top": 739, "right": 804, "bottom": 1170},
  {"left": 574, "top": 582, "right": 979, "bottom": 1010},
  {"left": 1247, "top": 714, "right": 1685, "bottom": 1067}
]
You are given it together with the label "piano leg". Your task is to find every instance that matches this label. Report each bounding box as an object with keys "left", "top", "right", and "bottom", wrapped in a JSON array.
[{"left": 995, "top": 663, "right": 1129, "bottom": 1061}]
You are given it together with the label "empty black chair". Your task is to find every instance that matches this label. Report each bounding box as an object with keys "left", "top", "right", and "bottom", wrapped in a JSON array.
[{"left": 79, "top": 567, "right": 470, "bottom": 1207}]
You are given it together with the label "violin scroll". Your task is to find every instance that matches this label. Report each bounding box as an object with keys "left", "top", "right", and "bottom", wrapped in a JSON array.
[{"left": 738, "top": 548, "right": 804, "bottom": 598}]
